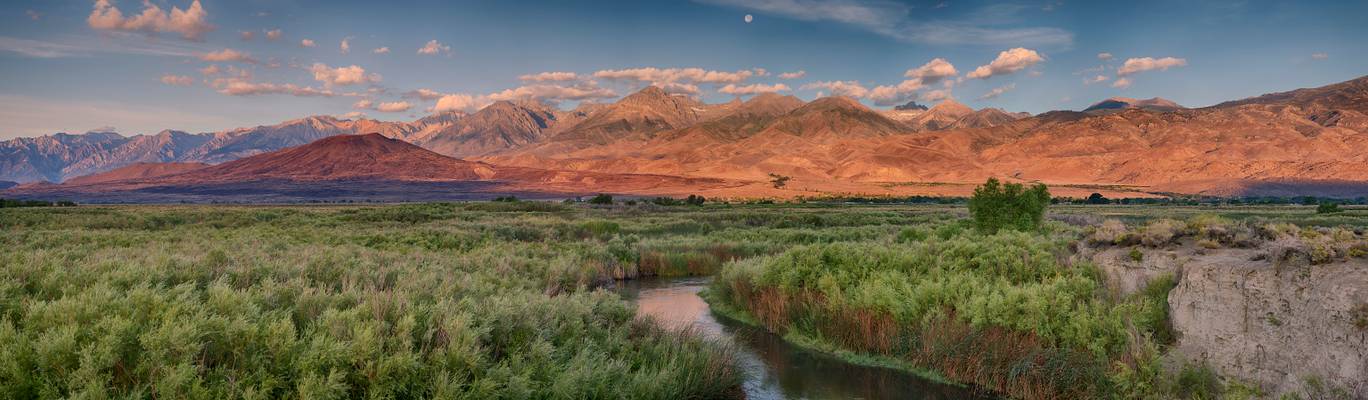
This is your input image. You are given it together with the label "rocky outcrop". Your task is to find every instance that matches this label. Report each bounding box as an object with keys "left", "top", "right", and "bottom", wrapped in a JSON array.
[
  {"left": 1086, "top": 240, "right": 1368, "bottom": 397},
  {"left": 1170, "top": 254, "right": 1368, "bottom": 397}
]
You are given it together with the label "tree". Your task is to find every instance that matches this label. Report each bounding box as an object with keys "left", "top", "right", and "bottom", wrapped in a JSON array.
[
  {"left": 1317, "top": 202, "right": 1343, "bottom": 214},
  {"left": 966, "top": 178, "right": 1051, "bottom": 234},
  {"left": 588, "top": 194, "right": 614, "bottom": 205},
  {"left": 1087, "top": 192, "right": 1109, "bottom": 205},
  {"left": 768, "top": 173, "right": 791, "bottom": 189},
  {"left": 685, "top": 194, "right": 706, "bottom": 206}
]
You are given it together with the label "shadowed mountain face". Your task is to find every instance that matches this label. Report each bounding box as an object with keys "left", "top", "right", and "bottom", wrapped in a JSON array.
[{"left": 5, "top": 76, "right": 1368, "bottom": 198}]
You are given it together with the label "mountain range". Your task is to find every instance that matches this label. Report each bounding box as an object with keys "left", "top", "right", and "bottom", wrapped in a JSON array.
[{"left": 4, "top": 75, "right": 1368, "bottom": 201}]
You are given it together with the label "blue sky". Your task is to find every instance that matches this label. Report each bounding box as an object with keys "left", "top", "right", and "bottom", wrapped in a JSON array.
[{"left": 1, "top": 0, "right": 1364, "bottom": 139}]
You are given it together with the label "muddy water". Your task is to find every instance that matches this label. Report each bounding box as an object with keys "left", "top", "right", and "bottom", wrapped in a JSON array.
[{"left": 616, "top": 277, "right": 991, "bottom": 400}]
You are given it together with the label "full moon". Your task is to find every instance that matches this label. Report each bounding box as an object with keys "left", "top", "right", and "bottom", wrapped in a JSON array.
[{"left": 744, "top": 14, "right": 753, "bottom": 23}]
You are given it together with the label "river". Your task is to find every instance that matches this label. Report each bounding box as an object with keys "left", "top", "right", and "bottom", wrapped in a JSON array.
[{"left": 615, "top": 276, "right": 993, "bottom": 400}]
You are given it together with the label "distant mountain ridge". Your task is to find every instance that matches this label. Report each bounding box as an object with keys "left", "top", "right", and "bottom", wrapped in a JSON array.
[
  {"left": 0, "top": 116, "right": 397, "bottom": 183},
  {"left": 5, "top": 75, "right": 1368, "bottom": 198}
]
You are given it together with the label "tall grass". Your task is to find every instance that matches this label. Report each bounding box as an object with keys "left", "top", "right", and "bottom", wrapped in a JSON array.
[
  {"left": 0, "top": 204, "right": 745, "bottom": 399},
  {"left": 710, "top": 221, "right": 1171, "bottom": 399}
]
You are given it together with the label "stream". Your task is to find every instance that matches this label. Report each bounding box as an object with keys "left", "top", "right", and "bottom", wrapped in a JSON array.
[{"left": 616, "top": 276, "right": 992, "bottom": 400}]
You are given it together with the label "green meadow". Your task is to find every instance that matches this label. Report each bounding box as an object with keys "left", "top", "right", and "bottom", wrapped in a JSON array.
[{"left": 2, "top": 200, "right": 1364, "bottom": 399}]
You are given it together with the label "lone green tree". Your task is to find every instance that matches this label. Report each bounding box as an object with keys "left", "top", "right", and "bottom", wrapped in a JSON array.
[
  {"left": 967, "top": 178, "right": 1051, "bottom": 234},
  {"left": 1317, "top": 202, "right": 1343, "bottom": 214},
  {"left": 588, "top": 193, "right": 614, "bottom": 205}
]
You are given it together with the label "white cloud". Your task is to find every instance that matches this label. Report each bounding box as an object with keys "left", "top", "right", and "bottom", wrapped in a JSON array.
[
  {"left": 308, "top": 63, "right": 381, "bottom": 86},
  {"left": 1117, "top": 57, "right": 1187, "bottom": 76},
  {"left": 199, "top": 48, "right": 256, "bottom": 63},
  {"left": 403, "top": 88, "right": 445, "bottom": 100},
  {"left": 778, "top": 70, "right": 806, "bottom": 79},
  {"left": 694, "top": 0, "right": 1072, "bottom": 46},
  {"left": 418, "top": 39, "right": 450, "bottom": 55},
  {"left": 920, "top": 89, "right": 952, "bottom": 102},
  {"left": 800, "top": 80, "right": 869, "bottom": 98},
  {"left": 487, "top": 83, "right": 617, "bottom": 102},
  {"left": 264, "top": 29, "right": 282, "bottom": 41},
  {"left": 967, "top": 48, "right": 1044, "bottom": 79},
  {"left": 977, "top": 83, "right": 1015, "bottom": 100},
  {"left": 213, "top": 80, "right": 333, "bottom": 97},
  {"left": 300, "top": 39, "right": 316, "bottom": 48},
  {"left": 352, "top": 99, "right": 373, "bottom": 110},
  {"left": 904, "top": 58, "right": 958, "bottom": 84},
  {"left": 374, "top": 101, "right": 412, "bottom": 112},
  {"left": 592, "top": 67, "right": 759, "bottom": 86},
  {"left": 658, "top": 83, "right": 701, "bottom": 96},
  {"left": 432, "top": 94, "right": 484, "bottom": 113},
  {"left": 338, "top": 111, "right": 366, "bottom": 120},
  {"left": 340, "top": 37, "right": 351, "bottom": 54},
  {"left": 240, "top": 31, "right": 254, "bottom": 41},
  {"left": 372, "top": 46, "right": 390, "bottom": 54},
  {"left": 0, "top": 34, "right": 203, "bottom": 58},
  {"left": 428, "top": 82, "right": 618, "bottom": 113},
  {"left": 1083, "top": 75, "right": 1109, "bottom": 85},
  {"left": 1097, "top": 52, "right": 1113, "bottom": 60},
  {"left": 1311, "top": 52, "right": 1328, "bottom": 60},
  {"left": 159, "top": 74, "right": 193, "bottom": 86},
  {"left": 519, "top": 71, "right": 580, "bottom": 82},
  {"left": 87, "top": 0, "right": 213, "bottom": 41},
  {"left": 1111, "top": 77, "right": 1132, "bottom": 89},
  {"left": 198, "top": 64, "right": 220, "bottom": 75},
  {"left": 718, "top": 83, "right": 791, "bottom": 95},
  {"left": 867, "top": 79, "right": 926, "bottom": 106}
]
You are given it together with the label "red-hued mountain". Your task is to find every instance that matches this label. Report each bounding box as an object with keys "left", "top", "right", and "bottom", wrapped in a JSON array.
[
  {"left": 6, "top": 76, "right": 1368, "bottom": 199},
  {"left": 176, "top": 133, "right": 494, "bottom": 182},
  {"left": 409, "top": 101, "right": 559, "bottom": 158},
  {"left": 5, "top": 133, "right": 741, "bottom": 202},
  {"left": 65, "top": 162, "right": 208, "bottom": 185}
]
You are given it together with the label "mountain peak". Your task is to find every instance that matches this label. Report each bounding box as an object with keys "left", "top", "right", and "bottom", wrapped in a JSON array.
[
  {"left": 625, "top": 85, "right": 670, "bottom": 101},
  {"left": 894, "top": 100, "right": 929, "bottom": 111},
  {"left": 801, "top": 95, "right": 867, "bottom": 112},
  {"left": 1084, "top": 97, "right": 1183, "bottom": 112},
  {"left": 930, "top": 99, "right": 972, "bottom": 114}
]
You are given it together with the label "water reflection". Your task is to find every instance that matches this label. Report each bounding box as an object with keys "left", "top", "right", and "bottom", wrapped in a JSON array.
[{"left": 616, "top": 277, "right": 993, "bottom": 400}]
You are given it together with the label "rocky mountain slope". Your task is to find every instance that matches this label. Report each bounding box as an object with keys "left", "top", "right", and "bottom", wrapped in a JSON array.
[
  {"left": 5, "top": 75, "right": 1368, "bottom": 197},
  {"left": 7, "top": 133, "right": 743, "bottom": 202},
  {"left": 0, "top": 116, "right": 400, "bottom": 183}
]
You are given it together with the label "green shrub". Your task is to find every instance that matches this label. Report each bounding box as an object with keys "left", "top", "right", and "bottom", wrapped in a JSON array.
[
  {"left": 1173, "top": 362, "right": 1223, "bottom": 400},
  {"left": 966, "top": 178, "right": 1050, "bottom": 234},
  {"left": 1316, "top": 203, "right": 1343, "bottom": 214},
  {"left": 588, "top": 194, "right": 614, "bottom": 205},
  {"left": 1129, "top": 247, "right": 1145, "bottom": 262}
]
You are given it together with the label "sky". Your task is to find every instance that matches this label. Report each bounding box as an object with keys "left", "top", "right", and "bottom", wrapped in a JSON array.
[{"left": 1, "top": 0, "right": 1365, "bottom": 139}]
